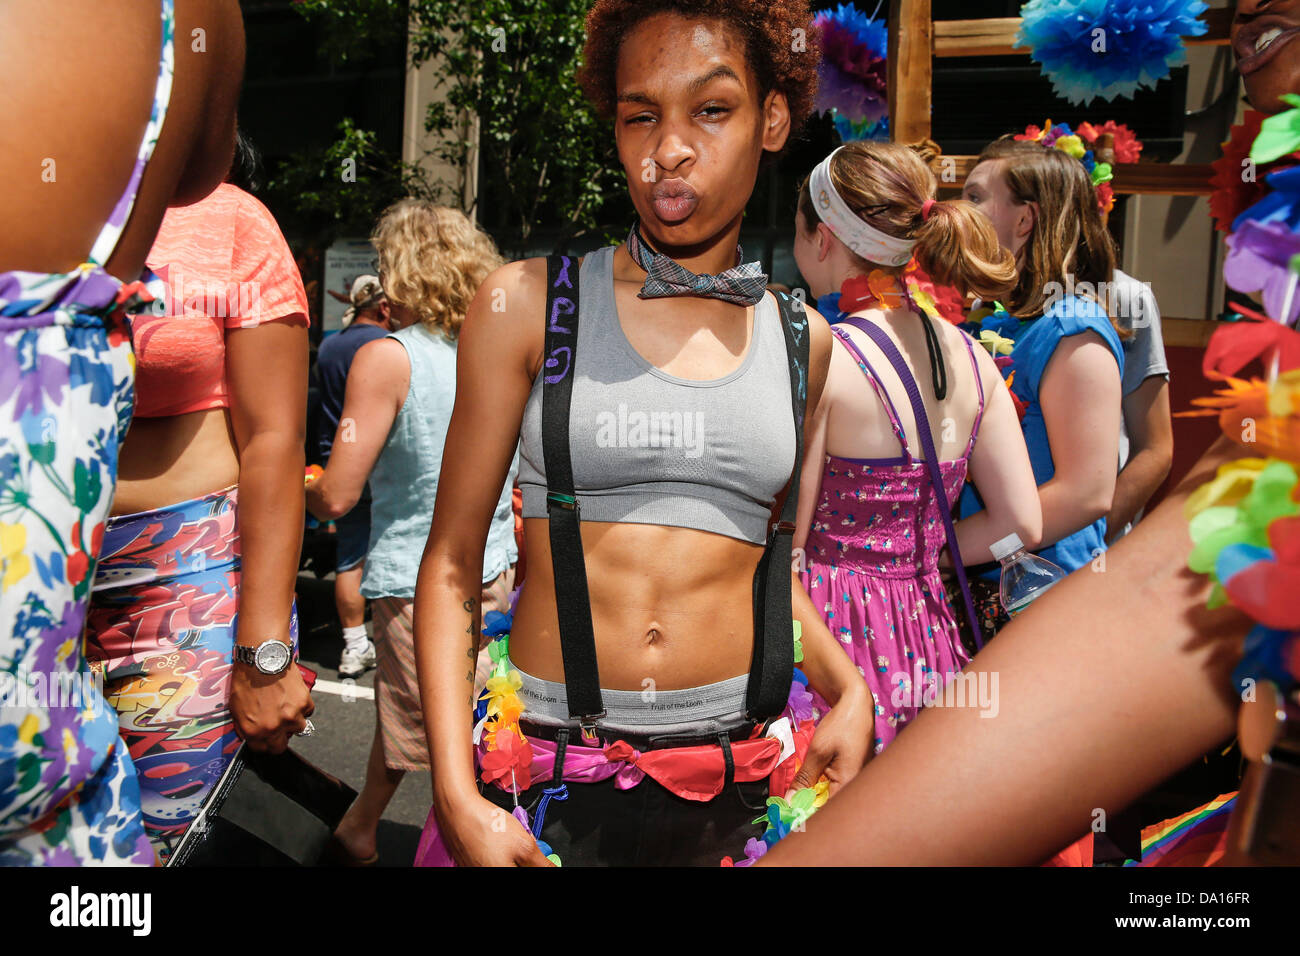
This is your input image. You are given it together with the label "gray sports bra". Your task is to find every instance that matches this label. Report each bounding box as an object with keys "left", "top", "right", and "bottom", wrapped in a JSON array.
[{"left": 516, "top": 245, "right": 796, "bottom": 545}]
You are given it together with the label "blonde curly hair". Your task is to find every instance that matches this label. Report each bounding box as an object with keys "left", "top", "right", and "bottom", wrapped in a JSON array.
[{"left": 370, "top": 200, "right": 503, "bottom": 339}]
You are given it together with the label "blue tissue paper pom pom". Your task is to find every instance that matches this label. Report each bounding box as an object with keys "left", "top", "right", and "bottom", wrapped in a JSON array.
[{"left": 1017, "top": 0, "right": 1208, "bottom": 106}]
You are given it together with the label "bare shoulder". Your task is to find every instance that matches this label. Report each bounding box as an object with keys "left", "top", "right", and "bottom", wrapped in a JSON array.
[
  {"left": 347, "top": 336, "right": 411, "bottom": 412},
  {"left": 461, "top": 257, "right": 551, "bottom": 379},
  {"left": 944, "top": 321, "right": 1001, "bottom": 388},
  {"left": 351, "top": 335, "right": 410, "bottom": 381}
]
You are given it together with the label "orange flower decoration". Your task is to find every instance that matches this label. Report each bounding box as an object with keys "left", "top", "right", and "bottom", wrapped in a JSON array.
[
  {"left": 904, "top": 258, "right": 968, "bottom": 325},
  {"left": 1177, "top": 373, "right": 1300, "bottom": 463},
  {"left": 841, "top": 270, "right": 906, "bottom": 313}
]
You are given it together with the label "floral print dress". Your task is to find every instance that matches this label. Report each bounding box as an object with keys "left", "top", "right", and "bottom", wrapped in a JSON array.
[
  {"left": 0, "top": 0, "right": 174, "bottom": 866},
  {"left": 800, "top": 325, "right": 986, "bottom": 755}
]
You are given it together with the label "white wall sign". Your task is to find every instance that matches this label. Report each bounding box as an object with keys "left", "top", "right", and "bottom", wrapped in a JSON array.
[{"left": 322, "top": 238, "right": 377, "bottom": 335}]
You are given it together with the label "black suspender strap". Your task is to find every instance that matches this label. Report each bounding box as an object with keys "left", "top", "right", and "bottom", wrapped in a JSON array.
[
  {"left": 540, "top": 255, "right": 605, "bottom": 740},
  {"left": 745, "top": 292, "right": 809, "bottom": 720}
]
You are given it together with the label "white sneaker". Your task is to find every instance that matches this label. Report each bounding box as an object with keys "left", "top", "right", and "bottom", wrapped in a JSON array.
[{"left": 339, "top": 640, "right": 376, "bottom": 679}]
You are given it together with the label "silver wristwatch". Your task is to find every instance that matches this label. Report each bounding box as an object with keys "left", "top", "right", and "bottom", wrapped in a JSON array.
[{"left": 232, "top": 639, "right": 294, "bottom": 675}]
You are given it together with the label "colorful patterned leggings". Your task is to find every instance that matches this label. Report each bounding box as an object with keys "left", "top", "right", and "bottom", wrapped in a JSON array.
[{"left": 86, "top": 484, "right": 298, "bottom": 861}]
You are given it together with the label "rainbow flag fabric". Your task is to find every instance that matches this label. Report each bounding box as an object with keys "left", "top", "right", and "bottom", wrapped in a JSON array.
[{"left": 1124, "top": 793, "right": 1238, "bottom": 867}]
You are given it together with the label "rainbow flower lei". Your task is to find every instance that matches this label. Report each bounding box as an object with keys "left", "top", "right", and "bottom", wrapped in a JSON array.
[
  {"left": 963, "top": 303, "right": 1030, "bottom": 422},
  {"left": 1180, "top": 116, "right": 1300, "bottom": 702},
  {"left": 719, "top": 620, "right": 834, "bottom": 867},
  {"left": 475, "top": 631, "right": 562, "bottom": 866}
]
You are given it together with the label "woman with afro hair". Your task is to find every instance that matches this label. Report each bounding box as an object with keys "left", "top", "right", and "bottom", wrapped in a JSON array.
[{"left": 412, "top": 0, "right": 872, "bottom": 866}]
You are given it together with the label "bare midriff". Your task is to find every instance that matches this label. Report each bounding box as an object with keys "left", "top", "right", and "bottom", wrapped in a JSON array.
[
  {"left": 113, "top": 408, "right": 240, "bottom": 516},
  {"left": 509, "top": 516, "right": 762, "bottom": 692}
]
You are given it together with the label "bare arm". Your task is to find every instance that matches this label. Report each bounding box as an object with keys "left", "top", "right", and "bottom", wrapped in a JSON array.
[
  {"left": 306, "top": 338, "right": 408, "bottom": 521},
  {"left": 170, "top": 0, "right": 245, "bottom": 207},
  {"left": 762, "top": 436, "right": 1247, "bottom": 865},
  {"left": 1107, "top": 376, "right": 1173, "bottom": 541},
  {"left": 1035, "top": 332, "right": 1123, "bottom": 551},
  {"left": 224, "top": 318, "right": 314, "bottom": 752},
  {"left": 414, "top": 259, "right": 548, "bottom": 867},
  {"left": 954, "top": 345, "right": 1043, "bottom": 563},
  {"left": 786, "top": 308, "right": 872, "bottom": 791}
]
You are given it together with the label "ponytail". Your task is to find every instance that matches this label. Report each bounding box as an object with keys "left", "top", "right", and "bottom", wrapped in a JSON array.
[
  {"left": 797, "top": 141, "right": 1014, "bottom": 302},
  {"left": 914, "top": 199, "right": 1017, "bottom": 303}
]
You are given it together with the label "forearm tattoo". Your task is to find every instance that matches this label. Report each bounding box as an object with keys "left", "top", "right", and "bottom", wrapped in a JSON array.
[{"left": 464, "top": 596, "right": 478, "bottom": 707}]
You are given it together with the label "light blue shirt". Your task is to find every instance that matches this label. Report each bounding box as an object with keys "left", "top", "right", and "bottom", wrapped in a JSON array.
[{"left": 361, "top": 323, "right": 518, "bottom": 599}]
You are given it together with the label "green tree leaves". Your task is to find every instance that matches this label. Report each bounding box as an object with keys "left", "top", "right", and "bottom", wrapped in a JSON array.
[{"left": 285, "top": 1, "right": 627, "bottom": 253}]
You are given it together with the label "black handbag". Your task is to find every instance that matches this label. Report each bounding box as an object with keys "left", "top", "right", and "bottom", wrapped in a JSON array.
[{"left": 166, "top": 742, "right": 357, "bottom": 867}]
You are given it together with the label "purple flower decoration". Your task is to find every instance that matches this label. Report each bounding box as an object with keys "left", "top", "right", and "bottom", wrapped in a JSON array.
[
  {"left": 733, "top": 837, "right": 769, "bottom": 867},
  {"left": 1224, "top": 221, "right": 1300, "bottom": 325},
  {"left": 0, "top": 331, "right": 68, "bottom": 421},
  {"left": 787, "top": 679, "right": 815, "bottom": 722},
  {"left": 819, "top": 61, "right": 888, "bottom": 126},
  {"left": 813, "top": 4, "right": 890, "bottom": 141},
  {"left": 31, "top": 600, "right": 84, "bottom": 678},
  {"left": 41, "top": 845, "right": 80, "bottom": 867}
]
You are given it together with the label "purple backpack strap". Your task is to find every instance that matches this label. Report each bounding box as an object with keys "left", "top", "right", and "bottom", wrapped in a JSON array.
[{"left": 838, "top": 316, "right": 984, "bottom": 651}]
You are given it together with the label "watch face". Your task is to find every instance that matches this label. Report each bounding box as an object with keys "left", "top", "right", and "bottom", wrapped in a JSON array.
[{"left": 255, "top": 641, "right": 291, "bottom": 674}]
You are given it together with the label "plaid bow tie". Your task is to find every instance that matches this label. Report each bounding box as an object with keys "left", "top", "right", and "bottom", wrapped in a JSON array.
[{"left": 627, "top": 223, "right": 768, "bottom": 307}]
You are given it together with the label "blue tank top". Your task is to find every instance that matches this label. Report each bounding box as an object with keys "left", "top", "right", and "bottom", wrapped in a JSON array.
[
  {"left": 361, "top": 324, "right": 518, "bottom": 598},
  {"left": 959, "top": 295, "right": 1125, "bottom": 577}
]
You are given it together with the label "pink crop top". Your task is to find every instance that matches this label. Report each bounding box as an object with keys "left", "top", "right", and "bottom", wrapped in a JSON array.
[{"left": 132, "top": 183, "right": 310, "bottom": 418}]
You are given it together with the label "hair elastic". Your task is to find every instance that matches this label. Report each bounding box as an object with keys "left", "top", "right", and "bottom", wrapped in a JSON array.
[
  {"left": 921, "top": 199, "right": 936, "bottom": 221},
  {"left": 809, "top": 147, "right": 917, "bottom": 268}
]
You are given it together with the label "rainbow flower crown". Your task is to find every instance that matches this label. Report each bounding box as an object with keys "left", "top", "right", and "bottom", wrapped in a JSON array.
[{"left": 1014, "top": 119, "right": 1144, "bottom": 214}]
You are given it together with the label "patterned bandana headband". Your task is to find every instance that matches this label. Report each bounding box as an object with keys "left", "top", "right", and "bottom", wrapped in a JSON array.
[
  {"left": 626, "top": 222, "right": 769, "bottom": 307},
  {"left": 810, "top": 147, "right": 918, "bottom": 268}
]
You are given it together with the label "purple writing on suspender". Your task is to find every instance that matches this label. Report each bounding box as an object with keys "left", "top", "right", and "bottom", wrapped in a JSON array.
[
  {"left": 549, "top": 295, "right": 575, "bottom": 334},
  {"left": 553, "top": 255, "right": 573, "bottom": 292},
  {"left": 544, "top": 345, "right": 573, "bottom": 384},
  {"left": 545, "top": 256, "right": 577, "bottom": 384}
]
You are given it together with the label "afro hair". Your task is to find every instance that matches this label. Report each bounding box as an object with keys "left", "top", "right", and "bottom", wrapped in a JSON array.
[{"left": 577, "top": 0, "right": 822, "bottom": 136}]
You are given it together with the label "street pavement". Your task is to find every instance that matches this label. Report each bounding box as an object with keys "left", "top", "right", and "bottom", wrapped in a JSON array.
[{"left": 292, "top": 572, "right": 429, "bottom": 867}]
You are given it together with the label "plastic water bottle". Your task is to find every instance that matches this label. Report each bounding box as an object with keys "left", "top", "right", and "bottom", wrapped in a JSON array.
[{"left": 989, "top": 532, "right": 1067, "bottom": 617}]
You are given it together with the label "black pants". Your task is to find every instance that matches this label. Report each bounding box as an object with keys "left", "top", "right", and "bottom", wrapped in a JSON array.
[{"left": 480, "top": 765, "right": 770, "bottom": 866}]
